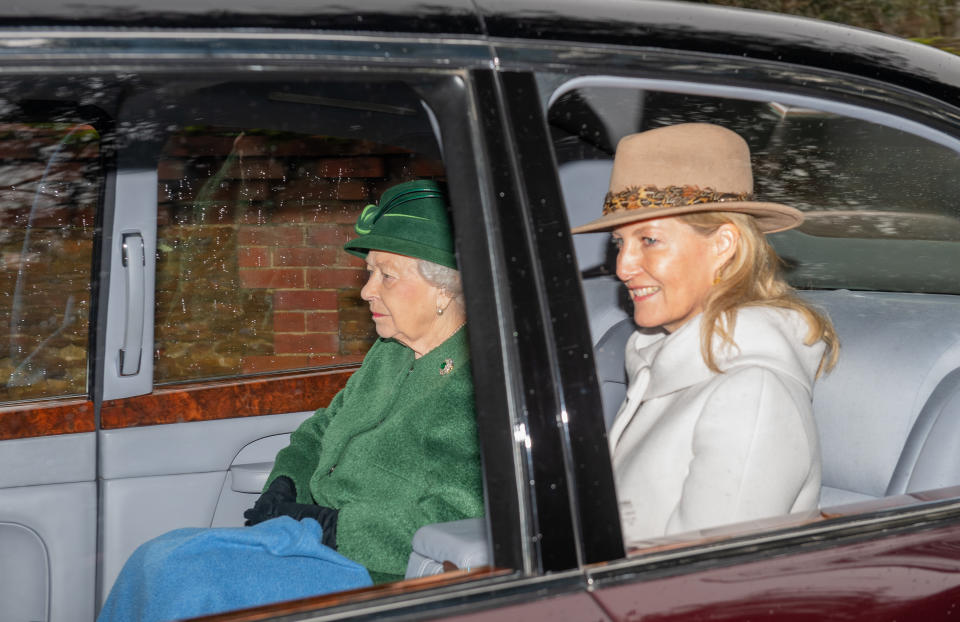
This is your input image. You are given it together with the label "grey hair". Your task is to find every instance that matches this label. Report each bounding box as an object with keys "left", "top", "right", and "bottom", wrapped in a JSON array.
[{"left": 416, "top": 259, "right": 464, "bottom": 306}]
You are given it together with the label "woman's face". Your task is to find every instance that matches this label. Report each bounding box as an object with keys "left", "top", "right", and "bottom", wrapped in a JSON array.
[
  {"left": 613, "top": 216, "right": 736, "bottom": 333},
  {"left": 361, "top": 250, "right": 452, "bottom": 356}
]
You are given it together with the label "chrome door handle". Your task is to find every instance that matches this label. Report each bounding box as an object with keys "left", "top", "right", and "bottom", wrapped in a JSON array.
[{"left": 119, "top": 232, "right": 145, "bottom": 376}]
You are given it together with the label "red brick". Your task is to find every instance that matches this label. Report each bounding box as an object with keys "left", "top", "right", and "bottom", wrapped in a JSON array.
[
  {"left": 315, "top": 157, "right": 384, "bottom": 178},
  {"left": 202, "top": 179, "right": 269, "bottom": 202},
  {"left": 232, "top": 135, "right": 273, "bottom": 157},
  {"left": 237, "top": 247, "right": 269, "bottom": 268},
  {"left": 158, "top": 159, "right": 185, "bottom": 180},
  {"left": 239, "top": 268, "right": 304, "bottom": 289},
  {"left": 306, "top": 311, "right": 339, "bottom": 332},
  {"left": 164, "top": 135, "right": 235, "bottom": 157},
  {"left": 274, "top": 332, "right": 338, "bottom": 354},
  {"left": 332, "top": 180, "right": 370, "bottom": 201},
  {"left": 307, "top": 268, "right": 366, "bottom": 289},
  {"left": 232, "top": 180, "right": 271, "bottom": 201},
  {"left": 337, "top": 249, "right": 367, "bottom": 268},
  {"left": 241, "top": 355, "right": 311, "bottom": 374},
  {"left": 226, "top": 158, "right": 285, "bottom": 180},
  {"left": 269, "top": 204, "right": 307, "bottom": 224},
  {"left": 274, "top": 290, "right": 338, "bottom": 311},
  {"left": 304, "top": 203, "right": 368, "bottom": 225},
  {"left": 274, "top": 247, "right": 337, "bottom": 267},
  {"left": 238, "top": 210, "right": 269, "bottom": 226},
  {"left": 274, "top": 311, "right": 306, "bottom": 333},
  {"left": 238, "top": 226, "right": 304, "bottom": 247},
  {"left": 406, "top": 156, "right": 447, "bottom": 178},
  {"left": 305, "top": 224, "right": 352, "bottom": 246},
  {"left": 275, "top": 177, "right": 334, "bottom": 203}
]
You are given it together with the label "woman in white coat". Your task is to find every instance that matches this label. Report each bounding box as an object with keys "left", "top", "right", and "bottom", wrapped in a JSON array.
[{"left": 573, "top": 123, "right": 839, "bottom": 547}]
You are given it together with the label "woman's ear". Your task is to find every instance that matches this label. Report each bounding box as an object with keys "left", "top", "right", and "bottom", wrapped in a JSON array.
[
  {"left": 436, "top": 288, "right": 454, "bottom": 314},
  {"left": 713, "top": 223, "right": 739, "bottom": 265}
]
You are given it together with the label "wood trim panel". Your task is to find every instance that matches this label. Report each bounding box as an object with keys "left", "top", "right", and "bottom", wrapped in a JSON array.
[
  {"left": 101, "top": 365, "right": 358, "bottom": 429},
  {"left": 195, "top": 567, "right": 508, "bottom": 621},
  {"left": 0, "top": 397, "right": 95, "bottom": 440}
]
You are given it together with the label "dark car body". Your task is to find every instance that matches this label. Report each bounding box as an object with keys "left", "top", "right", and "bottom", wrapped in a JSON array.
[{"left": 1, "top": 1, "right": 960, "bottom": 620}]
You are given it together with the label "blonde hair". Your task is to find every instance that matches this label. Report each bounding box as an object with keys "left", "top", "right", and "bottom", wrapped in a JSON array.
[{"left": 677, "top": 211, "right": 838, "bottom": 377}]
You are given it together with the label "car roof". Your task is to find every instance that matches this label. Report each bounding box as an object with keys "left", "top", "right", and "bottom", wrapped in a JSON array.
[{"left": 2, "top": 0, "right": 959, "bottom": 103}]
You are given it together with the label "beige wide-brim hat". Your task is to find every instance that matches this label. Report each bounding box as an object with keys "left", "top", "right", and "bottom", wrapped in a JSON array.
[{"left": 571, "top": 123, "right": 803, "bottom": 234}]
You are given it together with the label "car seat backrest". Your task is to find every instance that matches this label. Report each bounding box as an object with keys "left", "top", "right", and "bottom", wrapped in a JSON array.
[
  {"left": 801, "top": 290, "right": 960, "bottom": 507},
  {"left": 887, "top": 366, "right": 960, "bottom": 495},
  {"left": 588, "top": 288, "right": 960, "bottom": 510},
  {"left": 594, "top": 315, "right": 634, "bottom": 430}
]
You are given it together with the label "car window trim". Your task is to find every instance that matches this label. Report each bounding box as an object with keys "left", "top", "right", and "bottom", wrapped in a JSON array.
[
  {"left": 550, "top": 75, "right": 960, "bottom": 155},
  {"left": 495, "top": 69, "right": 625, "bottom": 567}
]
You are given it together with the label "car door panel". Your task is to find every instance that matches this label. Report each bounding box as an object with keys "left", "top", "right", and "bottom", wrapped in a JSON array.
[
  {"left": 0, "top": 480, "right": 97, "bottom": 622},
  {"left": 98, "top": 373, "right": 352, "bottom": 601},
  {"left": 0, "top": 106, "right": 103, "bottom": 622}
]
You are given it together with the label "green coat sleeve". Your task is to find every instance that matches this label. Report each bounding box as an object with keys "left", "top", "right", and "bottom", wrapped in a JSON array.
[{"left": 266, "top": 388, "right": 343, "bottom": 503}]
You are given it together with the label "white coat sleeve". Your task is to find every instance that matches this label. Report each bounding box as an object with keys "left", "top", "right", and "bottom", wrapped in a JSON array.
[{"left": 666, "top": 366, "right": 818, "bottom": 534}]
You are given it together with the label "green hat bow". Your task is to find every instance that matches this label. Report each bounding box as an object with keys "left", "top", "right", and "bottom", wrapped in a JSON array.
[{"left": 344, "top": 180, "right": 457, "bottom": 269}]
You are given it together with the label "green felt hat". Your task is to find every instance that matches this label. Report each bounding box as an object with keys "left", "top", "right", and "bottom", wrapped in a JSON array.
[{"left": 344, "top": 180, "right": 457, "bottom": 269}]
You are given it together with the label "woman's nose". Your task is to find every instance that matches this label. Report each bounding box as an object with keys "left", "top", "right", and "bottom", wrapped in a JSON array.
[
  {"left": 360, "top": 275, "right": 376, "bottom": 301},
  {"left": 616, "top": 246, "right": 641, "bottom": 282}
]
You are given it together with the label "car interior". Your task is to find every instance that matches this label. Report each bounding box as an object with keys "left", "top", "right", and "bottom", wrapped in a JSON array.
[
  {"left": 558, "top": 79, "right": 960, "bottom": 523},
  {"left": 408, "top": 76, "right": 960, "bottom": 568}
]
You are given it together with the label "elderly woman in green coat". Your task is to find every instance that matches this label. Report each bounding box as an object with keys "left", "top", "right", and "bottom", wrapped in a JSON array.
[
  {"left": 243, "top": 179, "right": 482, "bottom": 582},
  {"left": 98, "top": 180, "right": 483, "bottom": 622}
]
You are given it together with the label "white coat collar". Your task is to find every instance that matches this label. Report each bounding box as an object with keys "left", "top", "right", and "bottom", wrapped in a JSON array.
[{"left": 625, "top": 306, "right": 824, "bottom": 401}]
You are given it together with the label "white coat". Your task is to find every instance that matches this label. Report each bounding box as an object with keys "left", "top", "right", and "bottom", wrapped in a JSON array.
[{"left": 609, "top": 306, "right": 824, "bottom": 547}]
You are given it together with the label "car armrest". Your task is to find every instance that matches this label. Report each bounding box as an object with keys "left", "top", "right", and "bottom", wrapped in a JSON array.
[
  {"left": 229, "top": 461, "right": 274, "bottom": 493},
  {"left": 405, "top": 518, "right": 488, "bottom": 579}
]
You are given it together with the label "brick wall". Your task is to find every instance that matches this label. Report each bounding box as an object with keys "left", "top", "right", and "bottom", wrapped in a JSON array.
[{"left": 155, "top": 128, "right": 445, "bottom": 383}]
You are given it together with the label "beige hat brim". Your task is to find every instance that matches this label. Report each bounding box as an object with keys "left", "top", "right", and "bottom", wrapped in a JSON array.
[{"left": 571, "top": 201, "right": 804, "bottom": 234}]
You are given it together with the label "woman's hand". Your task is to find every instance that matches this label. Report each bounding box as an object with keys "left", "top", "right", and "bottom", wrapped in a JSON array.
[
  {"left": 275, "top": 502, "right": 339, "bottom": 549},
  {"left": 243, "top": 476, "right": 296, "bottom": 526}
]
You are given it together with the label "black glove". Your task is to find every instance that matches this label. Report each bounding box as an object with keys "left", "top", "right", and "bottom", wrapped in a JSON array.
[
  {"left": 243, "top": 476, "right": 296, "bottom": 526},
  {"left": 276, "top": 502, "right": 339, "bottom": 549}
]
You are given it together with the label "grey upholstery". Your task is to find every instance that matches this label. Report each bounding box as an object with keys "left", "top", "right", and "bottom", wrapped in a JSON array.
[
  {"left": 561, "top": 159, "right": 615, "bottom": 274},
  {"left": 887, "top": 367, "right": 960, "bottom": 495},
  {"left": 594, "top": 316, "right": 635, "bottom": 430},
  {"left": 589, "top": 288, "right": 960, "bottom": 509},
  {"left": 405, "top": 518, "right": 488, "bottom": 578},
  {"left": 802, "top": 290, "right": 960, "bottom": 507},
  {"left": 596, "top": 291, "right": 960, "bottom": 506},
  {"left": 581, "top": 276, "right": 630, "bottom": 343}
]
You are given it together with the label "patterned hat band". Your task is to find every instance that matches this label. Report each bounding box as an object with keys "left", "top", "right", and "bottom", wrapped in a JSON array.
[{"left": 602, "top": 185, "right": 754, "bottom": 215}]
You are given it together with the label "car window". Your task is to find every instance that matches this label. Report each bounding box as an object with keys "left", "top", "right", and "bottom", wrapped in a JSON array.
[
  {"left": 90, "top": 71, "right": 497, "bottom": 617},
  {"left": 0, "top": 120, "right": 100, "bottom": 402},
  {"left": 152, "top": 83, "right": 445, "bottom": 384},
  {"left": 548, "top": 81, "right": 960, "bottom": 293},
  {"left": 542, "top": 74, "right": 960, "bottom": 551}
]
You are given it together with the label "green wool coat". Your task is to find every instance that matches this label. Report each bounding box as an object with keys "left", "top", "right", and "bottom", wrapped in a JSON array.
[{"left": 266, "top": 327, "right": 483, "bottom": 583}]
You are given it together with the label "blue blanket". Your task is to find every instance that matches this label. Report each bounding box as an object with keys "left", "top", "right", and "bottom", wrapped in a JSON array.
[{"left": 97, "top": 517, "right": 372, "bottom": 622}]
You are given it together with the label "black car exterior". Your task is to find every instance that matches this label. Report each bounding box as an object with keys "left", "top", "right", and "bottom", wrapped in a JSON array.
[{"left": 2, "top": 1, "right": 960, "bottom": 620}]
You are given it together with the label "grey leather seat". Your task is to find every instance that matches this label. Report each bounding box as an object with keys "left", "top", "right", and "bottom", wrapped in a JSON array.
[
  {"left": 589, "top": 288, "right": 960, "bottom": 509},
  {"left": 802, "top": 290, "right": 960, "bottom": 507}
]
